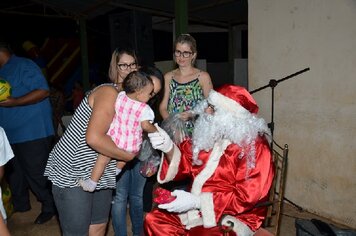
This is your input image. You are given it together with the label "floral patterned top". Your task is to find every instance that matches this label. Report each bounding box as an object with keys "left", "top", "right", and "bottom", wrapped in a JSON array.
[{"left": 167, "top": 73, "right": 204, "bottom": 135}]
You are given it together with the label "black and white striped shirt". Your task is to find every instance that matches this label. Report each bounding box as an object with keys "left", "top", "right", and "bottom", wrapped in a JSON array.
[{"left": 44, "top": 84, "right": 117, "bottom": 189}]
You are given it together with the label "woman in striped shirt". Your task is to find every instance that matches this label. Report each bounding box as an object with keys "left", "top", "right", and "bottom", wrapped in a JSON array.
[{"left": 44, "top": 47, "right": 163, "bottom": 236}]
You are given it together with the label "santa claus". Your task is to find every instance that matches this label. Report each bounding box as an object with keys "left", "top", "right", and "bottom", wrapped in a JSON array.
[{"left": 145, "top": 84, "right": 275, "bottom": 236}]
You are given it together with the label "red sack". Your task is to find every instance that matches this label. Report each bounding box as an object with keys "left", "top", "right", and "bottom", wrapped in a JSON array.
[{"left": 153, "top": 187, "right": 176, "bottom": 204}]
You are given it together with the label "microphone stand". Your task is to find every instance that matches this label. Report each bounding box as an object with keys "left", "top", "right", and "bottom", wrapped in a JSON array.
[
  {"left": 249, "top": 67, "right": 310, "bottom": 149},
  {"left": 249, "top": 68, "right": 310, "bottom": 211}
]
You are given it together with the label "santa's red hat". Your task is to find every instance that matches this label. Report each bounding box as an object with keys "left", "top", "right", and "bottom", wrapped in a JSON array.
[
  {"left": 192, "top": 84, "right": 269, "bottom": 167},
  {"left": 209, "top": 84, "right": 259, "bottom": 115}
]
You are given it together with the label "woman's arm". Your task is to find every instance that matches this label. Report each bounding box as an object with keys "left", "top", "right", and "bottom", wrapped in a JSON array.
[
  {"left": 159, "top": 72, "right": 172, "bottom": 120},
  {"left": 86, "top": 86, "right": 135, "bottom": 162},
  {"left": 199, "top": 71, "right": 213, "bottom": 98}
]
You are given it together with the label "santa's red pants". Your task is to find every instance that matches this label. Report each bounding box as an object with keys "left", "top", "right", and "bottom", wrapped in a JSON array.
[{"left": 144, "top": 208, "right": 236, "bottom": 236}]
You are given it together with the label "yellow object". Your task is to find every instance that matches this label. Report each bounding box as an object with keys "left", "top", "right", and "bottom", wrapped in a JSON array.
[
  {"left": 1, "top": 180, "right": 13, "bottom": 218},
  {"left": 22, "top": 40, "right": 37, "bottom": 52},
  {"left": 0, "top": 79, "right": 11, "bottom": 102}
]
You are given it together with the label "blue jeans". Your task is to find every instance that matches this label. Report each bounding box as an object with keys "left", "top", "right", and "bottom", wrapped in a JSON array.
[{"left": 111, "top": 160, "right": 147, "bottom": 236}]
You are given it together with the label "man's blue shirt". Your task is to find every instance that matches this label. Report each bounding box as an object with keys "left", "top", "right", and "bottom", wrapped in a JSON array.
[{"left": 0, "top": 55, "right": 54, "bottom": 144}]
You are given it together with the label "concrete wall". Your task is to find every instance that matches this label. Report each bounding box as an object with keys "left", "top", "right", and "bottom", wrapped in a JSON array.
[
  {"left": 234, "top": 59, "right": 248, "bottom": 88},
  {"left": 249, "top": 0, "right": 356, "bottom": 228}
]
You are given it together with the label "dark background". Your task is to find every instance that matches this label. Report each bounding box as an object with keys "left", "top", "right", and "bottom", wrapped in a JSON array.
[
  {"left": 2, "top": 12, "right": 245, "bottom": 63},
  {"left": 1, "top": 10, "right": 247, "bottom": 91}
]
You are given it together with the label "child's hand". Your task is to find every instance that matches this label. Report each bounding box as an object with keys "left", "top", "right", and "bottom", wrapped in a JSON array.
[{"left": 78, "top": 178, "right": 97, "bottom": 192}]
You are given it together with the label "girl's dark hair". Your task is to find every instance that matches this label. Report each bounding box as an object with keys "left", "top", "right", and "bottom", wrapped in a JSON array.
[
  {"left": 139, "top": 66, "right": 165, "bottom": 106},
  {"left": 122, "top": 71, "right": 153, "bottom": 94}
]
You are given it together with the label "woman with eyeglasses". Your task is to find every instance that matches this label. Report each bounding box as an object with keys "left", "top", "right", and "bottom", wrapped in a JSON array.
[
  {"left": 157, "top": 34, "right": 213, "bottom": 193},
  {"left": 44, "top": 47, "right": 164, "bottom": 236},
  {"left": 159, "top": 34, "right": 213, "bottom": 136}
]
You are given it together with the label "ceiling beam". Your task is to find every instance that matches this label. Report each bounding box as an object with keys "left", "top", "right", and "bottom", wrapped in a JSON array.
[
  {"left": 189, "top": 0, "right": 238, "bottom": 13},
  {"left": 0, "top": 10, "right": 73, "bottom": 19},
  {"left": 109, "top": 2, "right": 229, "bottom": 28},
  {"left": 31, "top": 0, "right": 86, "bottom": 18},
  {"left": 109, "top": 2, "right": 172, "bottom": 18},
  {"left": 2, "top": 0, "right": 236, "bottom": 28},
  {"left": 1, "top": 2, "right": 37, "bottom": 11},
  {"left": 80, "top": 0, "right": 112, "bottom": 16}
]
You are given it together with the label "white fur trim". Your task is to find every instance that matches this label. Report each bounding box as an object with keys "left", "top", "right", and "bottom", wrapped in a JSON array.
[
  {"left": 200, "top": 192, "right": 216, "bottom": 228},
  {"left": 221, "top": 215, "right": 254, "bottom": 236},
  {"left": 157, "top": 144, "right": 181, "bottom": 184},
  {"left": 178, "top": 211, "right": 203, "bottom": 230},
  {"left": 208, "top": 90, "right": 250, "bottom": 118},
  {"left": 191, "top": 139, "right": 231, "bottom": 195},
  {"left": 183, "top": 139, "right": 231, "bottom": 229},
  {"left": 186, "top": 210, "right": 203, "bottom": 229}
]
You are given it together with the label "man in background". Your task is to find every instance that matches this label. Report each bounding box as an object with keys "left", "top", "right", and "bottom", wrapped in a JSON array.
[{"left": 0, "top": 41, "right": 56, "bottom": 224}]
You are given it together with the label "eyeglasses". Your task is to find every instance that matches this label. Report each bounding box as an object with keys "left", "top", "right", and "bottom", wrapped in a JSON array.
[
  {"left": 174, "top": 50, "right": 193, "bottom": 58},
  {"left": 117, "top": 63, "right": 138, "bottom": 70}
]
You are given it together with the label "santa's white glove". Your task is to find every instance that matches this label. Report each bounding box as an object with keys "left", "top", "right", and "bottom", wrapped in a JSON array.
[
  {"left": 158, "top": 190, "right": 201, "bottom": 213},
  {"left": 148, "top": 124, "right": 173, "bottom": 153}
]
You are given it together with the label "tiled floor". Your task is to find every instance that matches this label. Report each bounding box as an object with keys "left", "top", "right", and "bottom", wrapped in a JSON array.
[{"left": 6, "top": 193, "right": 351, "bottom": 236}]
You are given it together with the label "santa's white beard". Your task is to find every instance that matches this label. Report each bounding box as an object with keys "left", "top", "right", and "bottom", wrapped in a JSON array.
[
  {"left": 192, "top": 113, "right": 219, "bottom": 159},
  {"left": 191, "top": 108, "right": 270, "bottom": 166}
]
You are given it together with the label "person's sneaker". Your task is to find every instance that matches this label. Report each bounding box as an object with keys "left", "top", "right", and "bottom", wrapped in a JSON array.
[{"left": 34, "top": 211, "right": 56, "bottom": 224}]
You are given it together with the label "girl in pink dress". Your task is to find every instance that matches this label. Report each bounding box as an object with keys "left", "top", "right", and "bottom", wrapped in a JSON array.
[{"left": 79, "top": 70, "right": 158, "bottom": 192}]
